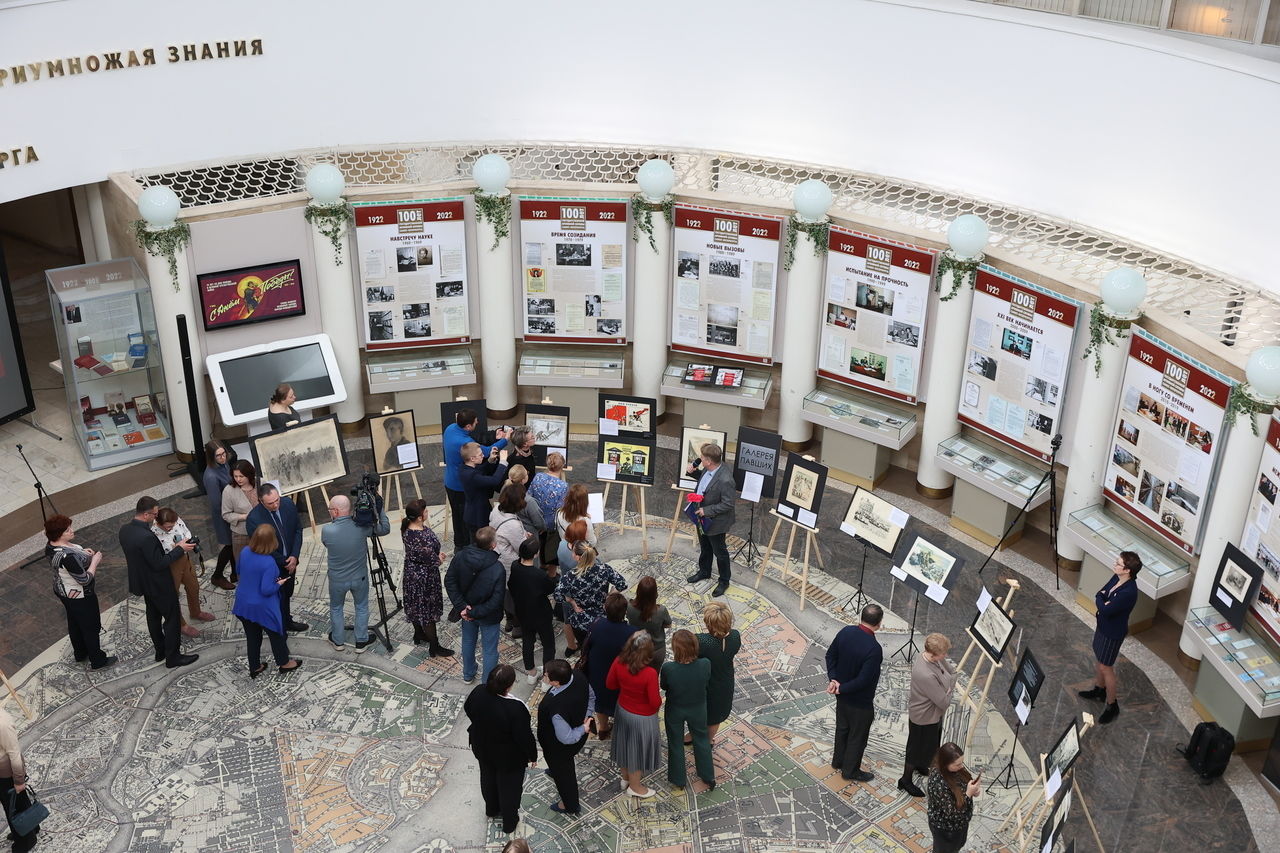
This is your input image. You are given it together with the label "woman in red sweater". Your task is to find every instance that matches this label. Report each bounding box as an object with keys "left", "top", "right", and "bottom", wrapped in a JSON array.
[{"left": 605, "top": 631, "right": 662, "bottom": 798}]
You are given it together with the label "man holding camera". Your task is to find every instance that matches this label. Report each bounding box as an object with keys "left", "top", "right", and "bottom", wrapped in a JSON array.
[
  {"left": 443, "top": 408, "right": 508, "bottom": 548},
  {"left": 120, "top": 496, "right": 199, "bottom": 668},
  {"left": 247, "top": 484, "right": 309, "bottom": 633},
  {"left": 321, "top": 493, "right": 390, "bottom": 652}
]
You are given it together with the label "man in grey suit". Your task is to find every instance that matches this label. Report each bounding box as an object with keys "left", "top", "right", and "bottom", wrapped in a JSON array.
[{"left": 684, "top": 443, "right": 737, "bottom": 597}]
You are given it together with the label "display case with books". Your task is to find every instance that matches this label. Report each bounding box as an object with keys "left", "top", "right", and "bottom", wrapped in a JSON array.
[
  {"left": 1188, "top": 606, "right": 1280, "bottom": 714},
  {"left": 46, "top": 259, "right": 173, "bottom": 470},
  {"left": 517, "top": 347, "right": 626, "bottom": 389},
  {"left": 936, "top": 433, "right": 1052, "bottom": 508}
]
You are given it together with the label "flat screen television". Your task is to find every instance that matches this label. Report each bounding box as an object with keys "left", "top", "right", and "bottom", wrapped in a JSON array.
[{"left": 206, "top": 334, "right": 347, "bottom": 426}]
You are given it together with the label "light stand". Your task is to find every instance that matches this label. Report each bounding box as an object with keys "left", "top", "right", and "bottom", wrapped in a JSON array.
[
  {"left": 891, "top": 590, "right": 923, "bottom": 663},
  {"left": 841, "top": 540, "right": 873, "bottom": 613},
  {"left": 16, "top": 443, "right": 58, "bottom": 570},
  {"left": 732, "top": 501, "right": 763, "bottom": 566},
  {"left": 977, "top": 434, "right": 1063, "bottom": 589},
  {"left": 988, "top": 717, "right": 1027, "bottom": 793}
]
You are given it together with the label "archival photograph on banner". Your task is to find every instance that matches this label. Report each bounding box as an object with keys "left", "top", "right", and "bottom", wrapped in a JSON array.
[
  {"left": 519, "top": 198, "right": 628, "bottom": 344},
  {"left": 669, "top": 205, "right": 783, "bottom": 365},
  {"left": 524, "top": 403, "right": 571, "bottom": 464},
  {"left": 596, "top": 437, "right": 656, "bottom": 485},
  {"left": 1241, "top": 415, "right": 1280, "bottom": 642},
  {"left": 368, "top": 410, "right": 421, "bottom": 476},
  {"left": 249, "top": 415, "right": 349, "bottom": 496},
  {"left": 892, "top": 532, "right": 965, "bottom": 602},
  {"left": 678, "top": 425, "right": 728, "bottom": 490},
  {"left": 839, "top": 487, "right": 907, "bottom": 556},
  {"left": 732, "top": 426, "right": 782, "bottom": 500},
  {"left": 1102, "top": 329, "right": 1231, "bottom": 555},
  {"left": 957, "top": 269, "right": 1081, "bottom": 462},
  {"left": 352, "top": 199, "right": 471, "bottom": 349},
  {"left": 819, "top": 227, "right": 935, "bottom": 403},
  {"left": 776, "top": 455, "right": 828, "bottom": 529},
  {"left": 968, "top": 597, "right": 1016, "bottom": 664}
]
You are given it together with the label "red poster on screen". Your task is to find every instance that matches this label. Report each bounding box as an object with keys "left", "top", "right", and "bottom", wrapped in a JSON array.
[{"left": 198, "top": 259, "right": 306, "bottom": 331}]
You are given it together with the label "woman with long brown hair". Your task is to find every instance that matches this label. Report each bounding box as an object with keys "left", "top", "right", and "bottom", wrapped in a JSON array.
[
  {"left": 402, "top": 498, "right": 453, "bottom": 657},
  {"left": 926, "top": 742, "right": 982, "bottom": 852},
  {"left": 555, "top": 483, "right": 597, "bottom": 552},
  {"left": 605, "top": 631, "right": 662, "bottom": 798},
  {"left": 201, "top": 439, "right": 237, "bottom": 589},
  {"left": 221, "top": 460, "right": 260, "bottom": 559},
  {"left": 626, "top": 575, "right": 672, "bottom": 667}
]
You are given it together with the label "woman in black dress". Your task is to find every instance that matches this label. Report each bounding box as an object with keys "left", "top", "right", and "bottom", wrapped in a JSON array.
[
  {"left": 583, "top": 592, "right": 636, "bottom": 740},
  {"left": 266, "top": 383, "right": 301, "bottom": 431},
  {"left": 463, "top": 664, "right": 537, "bottom": 835},
  {"left": 508, "top": 536, "right": 558, "bottom": 683},
  {"left": 402, "top": 498, "right": 452, "bottom": 657},
  {"left": 696, "top": 601, "right": 741, "bottom": 742}
]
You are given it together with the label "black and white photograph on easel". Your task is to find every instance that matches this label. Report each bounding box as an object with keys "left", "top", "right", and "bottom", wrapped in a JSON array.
[
  {"left": 839, "top": 487, "right": 906, "bottom": 556},
  {"left": 1044, "top": 720, "right": 1081, "bottom": 780},
  {"left": 968, "top": 596, "right": 1016, "bottom": 664},
  {"left": 249, "top": 414, "right": 349, "bottom": 496},
  {"left": 678, "top": 425, "right": 727, "bottom": 490},
  {"left": 732, "top": 426, "right": 781, "bottom": 500},
  {"left": 369, "top": 409, "right": 420, "bottom": 475},
  {"left": 1041, "top": 785, "right": 1073, "bottom": 853},
  {"left": 776, "top": 455, "right": 828, "bottom": 529},
  {"left": 892, "top": 532, "right": 965, "bottom": 601},
  {"left": 525, "top": 403, "right": 571, "bottom": 464},
  {"left": 1007, "top": 647, "right": 1045, "bottom": 708},
  {"left": 1209, "top": 542, "right": 1265, "bottom": 630}
]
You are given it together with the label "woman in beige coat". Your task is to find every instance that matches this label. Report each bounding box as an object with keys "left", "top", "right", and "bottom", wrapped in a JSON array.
[
  {"left": 220, "top": 460, "right": 260, "bottom": 566},
  {"left": 899, "top": 632, "right": 957, "bottom": 797}
]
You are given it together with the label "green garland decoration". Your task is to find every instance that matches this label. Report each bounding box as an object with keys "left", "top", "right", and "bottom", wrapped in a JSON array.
[
  {"left": 1224, "top": 383, "right": 1272, "bottom": 437},
  {"left": 630, "top": 193, "right": 676, "bottom": 253},
  {"left": 304, "top": 201, "right": 354, "bottom": 265},
  {"left": 473, "top": 190, "right": 511, "bottom": 249},
  {"left": 1081, "top": 301, "right": 1138, "bottom": 377},
  {"left": 935, "top": 251, "right": 982, "bottom": 301},
  {"left": 783, "top": 215, "right": 829, "bottom": 271},
  {"left": 131, "top": 219, "right": 191, "bottom": 292}
]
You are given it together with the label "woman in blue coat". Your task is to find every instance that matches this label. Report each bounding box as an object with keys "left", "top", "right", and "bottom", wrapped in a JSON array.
[
  {"left": 1078, "top": 550, "right": 1140, "bottom": 724},
  {"left": 232, "top": 523, "right": 301, "bottom": 677}
]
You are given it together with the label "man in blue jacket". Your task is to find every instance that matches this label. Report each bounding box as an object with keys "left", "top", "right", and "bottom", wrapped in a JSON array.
[
  {"left": 444, "top": 526, "right": 506, "bottom": 684},
  {"left": 321, "top": 494, "right": 391, "bottom": 652},
  {"left": 826, "top": 603, "right": 884, "bottom": 782},
  {"left": 443, "top": 408, "right": 508, "bottom": 548},
  {"left": 247, "top": 484, "right": 309, "bottom": 632}
]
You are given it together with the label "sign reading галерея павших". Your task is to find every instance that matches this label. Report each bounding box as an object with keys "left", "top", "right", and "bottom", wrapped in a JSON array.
[{"left": 0, "top": 38, "right": 265, "bottom": 90}]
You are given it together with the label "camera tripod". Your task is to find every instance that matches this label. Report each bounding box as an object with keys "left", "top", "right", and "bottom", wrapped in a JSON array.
[
  {"left": 977, "top": 433, "right": 1063, "bottom": 589},
  {"left": 365, "top": 532, "right": 403, "bottom": 653},
  {"left": 16, "top": 443, "right": 58, "bottom": 570}
]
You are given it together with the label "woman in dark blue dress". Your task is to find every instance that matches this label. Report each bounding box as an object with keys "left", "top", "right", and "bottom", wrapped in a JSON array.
[
  {"left": 1079, "top": 550, "right": 1140, "bottom": 724},
  {"left": 583, "top": 592, "right": 637, "bottom": 740}
]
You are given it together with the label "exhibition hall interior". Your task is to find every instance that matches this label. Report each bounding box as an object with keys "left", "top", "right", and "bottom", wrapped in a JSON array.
[{"left": 2, "top": 1, "right": 1280, "bottom": 851}]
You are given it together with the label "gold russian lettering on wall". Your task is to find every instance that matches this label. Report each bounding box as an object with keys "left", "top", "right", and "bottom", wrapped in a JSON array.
[
  {"left": 0, "top": 147, "right": 39, "bottom": 168},
  {"left": 0, "top": 39, "right": 263, "bottom": 89}
]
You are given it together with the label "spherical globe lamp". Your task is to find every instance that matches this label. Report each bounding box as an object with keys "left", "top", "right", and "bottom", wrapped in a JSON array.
[
  {"left": 1246, "top": 346, "right": 1280, "bottom": 402},
  {"left": 947, "top": 214, "right": 989, "bottom": 258},
  {"left": 137, "top": 185, "right": 180, "bottom": 229},
  {"left": 793, "top": 179, "right": 833, "bottom": 222},
  {"left": 636, "top": 158, "right": 675, "bottom": 202},
  {"left": 1099, "top": 267, "right": 1147, "bottom": 317},
  {"left": 472, "top": 154, "right": 512, "bottom": 195},
  {"left": 305, "top": 164, "right": 346, "bottom": 205}
]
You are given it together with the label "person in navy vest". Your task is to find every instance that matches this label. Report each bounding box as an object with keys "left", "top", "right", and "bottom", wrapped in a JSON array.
[
  {"left": 246, "top": 484, "right": 309, "bottom": 633},
  {"left": 538, "top": 658, "right": 595, "bottom": 815},
  {"left": 1079, "top": 551, "right": 1141, "bottom": 724},
  {"left": 826, "top": 603, "right": 884, "bottom": 782}
]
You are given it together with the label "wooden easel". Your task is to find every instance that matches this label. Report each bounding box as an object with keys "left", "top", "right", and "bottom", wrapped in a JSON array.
[
  {"left": 288, "top": 484, "right": 331, "bottom": 534},
  {"left": 380, "top": 469, "right": 424, "bottom": 513},
  {"left": 601, "top": 481, "right": 650, "bottom": 557},
  {"left": 1, "top": 668, "right": 33, "bottom": 720},
  {"left": 664, "top": 485, "right": 699, "bottom": 559},
  {"left": 956, "top": 578, "right": 1020, "bottom": 754},
  {"left": 998, "top": 714, "right": 1106, "bottom": 853},
  {"left": 754, "top": 508, "right": 826, "bottom": 611}
]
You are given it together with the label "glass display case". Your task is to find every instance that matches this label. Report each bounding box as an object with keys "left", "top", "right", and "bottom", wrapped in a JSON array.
[
  {"left": 1064, "top": 504, "right": 1192, "bottom": 597},
  {"left": 366, "top": 347, "right": 476, "bottom": 393},
  {"left": 1188, "top": 606, "right": 1280, "bottom": 711},
  {"left": 518, "top": 347, "right": 625, "bottom": 389},
  {"left": 661, "top": 358, "right": 773, "bottom": 410},
  {"left": 46, "top": 259, "right": 173, "bottom": 470},
  {"left": 936, "top": 433, "right": 1051, "bottom": 508},
  {"left": 801, "top": 385, "right": 917, "bottom": 449}
]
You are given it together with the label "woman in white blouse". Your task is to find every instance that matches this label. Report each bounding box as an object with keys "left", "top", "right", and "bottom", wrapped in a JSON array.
[{"left": 152, "top": 507, "right": 216, "bottom": 637}]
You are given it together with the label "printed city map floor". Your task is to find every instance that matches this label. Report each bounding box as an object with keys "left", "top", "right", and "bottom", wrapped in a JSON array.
[{"left": 9, "top": 504, "right": 1035, "bottom": 853}]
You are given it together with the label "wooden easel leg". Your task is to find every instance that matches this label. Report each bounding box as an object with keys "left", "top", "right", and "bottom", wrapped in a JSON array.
[
  {"left": 603, "top": 483, "right": 612, "bottom": 512},
  {"left": 665, "top": 498, "right": 683, "bottom": 558},
  {"left": 964, "top": 660, "right": 999, "bottom": 754},
  {"left": 620, "top": 485, "right": 630, "bottom": 533},
  {"left": 303, "top": 490, "right": 318, "bottom": 534},
  {"left": 0, "top": 670, "right": 33, "bottom": 720},
  {"left": 755, "top": 519, "right": 784, "bottom": 589},
  {"left": 1074, "top": 779, "right": 1107, "bottom": 853},
  {"left": 799, "top": 532, "right": 813, "bottom": 611},
  {"left": 411, "top": 471, "right": 423, "bottom": 501},
  {"left": 638, "top": 487, "right": 648, "bottom": 558}
]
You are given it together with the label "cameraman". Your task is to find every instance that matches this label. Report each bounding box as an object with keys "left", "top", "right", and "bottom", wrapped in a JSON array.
[{"left": 321, "top": 493, "right": 389, "bottom": 652}]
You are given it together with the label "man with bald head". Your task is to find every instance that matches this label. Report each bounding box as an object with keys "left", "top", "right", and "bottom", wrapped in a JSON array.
[{"left": 321, "top": 493, "right": 390, "bottom": 652}]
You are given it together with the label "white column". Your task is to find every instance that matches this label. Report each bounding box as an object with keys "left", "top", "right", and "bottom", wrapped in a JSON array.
[
  {"left": 85, "top": 182, "right": 113, "bottom": 260},
  {"left": 630, "top": 204, "right": 672, "bottom": 414},
  {"left": 1178, "top": 401, "right": 1272, "bottom": 660},
  {"left": 915, "top": 264, "right": 978, "bottom": 495},
  {"left": 777, "top": 224, "right": 826, "bottom": 446},
  {"left": 143, "top": 247, "right": 210, "bottom": 455},
  {"left": 1057, "top": 312, "right": 1136, "bottom": 563},
  {"left": 307, "top": 217, "right": 365, "bottom": 426},
  {"left": 474, "top": 193, "right": 517, "bottom": 415},
  {"left": 70, "top": 186, "right": 100, "bottom": 263}
]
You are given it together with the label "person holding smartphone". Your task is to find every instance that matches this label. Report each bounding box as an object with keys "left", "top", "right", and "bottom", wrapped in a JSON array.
[{"left": 927, "top": 742, "right": 981, "bottom": 853}]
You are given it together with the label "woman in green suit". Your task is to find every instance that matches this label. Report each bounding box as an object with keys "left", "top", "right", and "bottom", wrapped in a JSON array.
[
  {"left": 697, "top": 601, "right": 742, "bottom": 742},
  {"left": 660, "top": 629, "right": 715, "bottom": 790}
]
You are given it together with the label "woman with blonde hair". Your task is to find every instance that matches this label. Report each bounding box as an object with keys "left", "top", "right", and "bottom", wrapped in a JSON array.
[
  {"left": 504, "top": 466, "right": 548, "bottom": 540},
  {"left": 696, "top": 601, "right": 741, "bottom": 742},
  {"left": 899, "top": 632, "right": 956, "bottom": 797},
  {"left": 554, "top": 541, "right": 626, "bottom": 652},
  {"left": 661, "top": 628, "right": 715, "bottom": 790},
  {"left": 606, "top": 631, "right": 662, "bottom": 797},
  {"left": 554, "top": 519, "right": 595, "bottom": 655},
  {"left": 232, "top": 524, "right": 301, "bottom": 677}
]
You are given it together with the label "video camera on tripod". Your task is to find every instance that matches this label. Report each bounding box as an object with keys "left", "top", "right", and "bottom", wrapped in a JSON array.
[
  {"left": 350, "top": 469, "right": 401, "bottom": 652},
  {"left": 351, "top": 471, "right": 384, "bottom": 528}
]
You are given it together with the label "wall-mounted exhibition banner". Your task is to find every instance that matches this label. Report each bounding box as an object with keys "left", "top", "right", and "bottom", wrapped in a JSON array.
[
  {"left": 818, "top": 227, "right": 935, "bottom": 403},
  {"left": 197, "top": 259, "right": 304, "bottom": 331},
  {"left": 670, "top": 205, "right": 782, "bottom": 365},
  {"left": 957, "top": 268, "right": 1081, "bottom": 462},
  {"left": 353, "top": 199, "right": 471, "bottom": 349},
  {"left": 520, "top": 197, "right": 628, "bottom": 344},
  {"left": 1103, "top": 328, "right": 1232, "bottom": 555},
  {"left": 1242, "top": 415, "right": 1280, "bottom": 642}
]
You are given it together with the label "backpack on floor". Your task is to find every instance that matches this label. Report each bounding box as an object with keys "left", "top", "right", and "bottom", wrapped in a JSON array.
[{"left": 1177, "top": 721, "right": 1234, "bottom": 783}]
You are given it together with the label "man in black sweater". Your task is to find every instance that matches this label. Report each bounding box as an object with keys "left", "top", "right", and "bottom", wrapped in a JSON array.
[
  {"left": 538, "top": 658, "right": 595, "bottom": 815},
  {"left": 119, "top": 495, "right": 199, "bottom": 668},
  {"left": 826, "top": 603, "right": 884, "bottom": 782},
  {"left": 444, "top": 526, "right": 507, "bottom": 685}
]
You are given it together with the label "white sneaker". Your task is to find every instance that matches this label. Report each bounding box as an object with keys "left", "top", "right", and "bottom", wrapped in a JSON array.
[{"left": 526, "top": 668, "right": 540, "bottom": 685}]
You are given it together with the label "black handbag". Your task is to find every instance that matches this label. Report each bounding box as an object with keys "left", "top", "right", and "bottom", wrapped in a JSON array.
[{"left": 7, "top": 785, "right": 49, "bottom": 837}]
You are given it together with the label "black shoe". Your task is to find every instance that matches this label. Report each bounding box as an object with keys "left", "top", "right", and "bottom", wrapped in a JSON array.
[
  {"left": 1078, "top": 685, "right": 1106, "bottom": 700},
  {"left": 897, "top": 777, "right": 925, "bottom": 797},
  {"left": 430, "top": 645, "right": 455, "bottom": 658},
  {"left": 686, "top": 571, "right": 711, "bottom": 584},
  {"left": 91, "top": 656, "right": 119, "bottom": 671},
  {"left": 155, "top": 651, "right": 166, "bottom": 663},
  {"left": 549, "top": 801, "right": 579, "bottom": 815},
  {"left": 354, "top": 636, "right": 377, "bottom": 654},
  {"left": 286, "top": 620, "right": 310, "bottom": 633},
  {"left": 712, "top": 581, "right": 729, "bottom": 597},
  {"left": 166, "top": 653, "right": 199, "bottom": 669},
  {"left": 250, "top": 663, "right": 268, "bottom": 679},
  {"left": 842, "top": 770, "right": 874, "bottom": 782},
  {"left": 1099, "top": 701, "right": 1120, "bottom": 724},
  {"left": 279, "top": 658, "right": 303, "bottom": 673},
  {"left": 74, "top": 655, "right": 88, "bottom": 663},
  {"left": 564, "top": 646, "right": 580, "bottom": 658}
]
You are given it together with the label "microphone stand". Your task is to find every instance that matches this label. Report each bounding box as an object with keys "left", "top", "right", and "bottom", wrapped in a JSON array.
[{"left": 16, "top": 443, "right": 58, "bottom": 570}]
